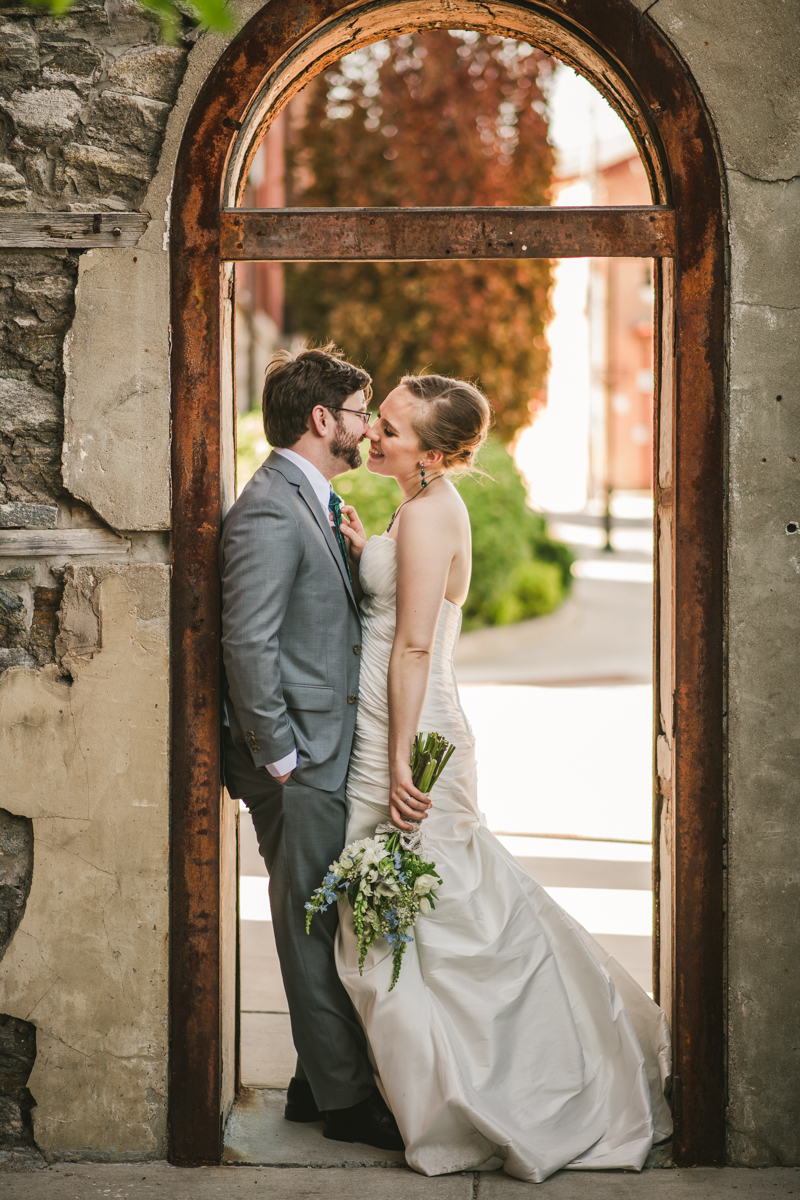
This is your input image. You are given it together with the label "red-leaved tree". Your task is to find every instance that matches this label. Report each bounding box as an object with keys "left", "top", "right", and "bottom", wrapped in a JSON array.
[{"left": 284, "top": 31, "right": 555, "bottom": 442}]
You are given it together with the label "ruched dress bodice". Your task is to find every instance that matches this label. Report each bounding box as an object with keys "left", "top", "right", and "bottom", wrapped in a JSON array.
[
  {"left": 345, "top": 535, "right": 476, "bottom": 843},
  {"left": 337, "top": 536, "right": 672, "bottom": 1183}
]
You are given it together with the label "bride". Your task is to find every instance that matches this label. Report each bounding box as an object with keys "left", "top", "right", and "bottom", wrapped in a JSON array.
[{"left": 337, "top": 373, "right": 672, "bottom": 1183}]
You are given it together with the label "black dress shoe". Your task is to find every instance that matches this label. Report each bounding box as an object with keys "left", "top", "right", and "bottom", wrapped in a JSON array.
[
  {"left": 284, "top": 1077, "right": 322, "bottom": 1122},
  {"left": 323, "top": 1088, "right": 405, "bottom": 1152}
]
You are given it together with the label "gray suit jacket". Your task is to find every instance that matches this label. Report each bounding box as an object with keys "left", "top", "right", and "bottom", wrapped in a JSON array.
[{"left": 220, "top": 451, "right": 362, "bottom": 791}]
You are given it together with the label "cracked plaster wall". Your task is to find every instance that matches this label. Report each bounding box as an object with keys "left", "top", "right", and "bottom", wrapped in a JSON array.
[{"left": 0, "top": 568, "right": 169, "bottom": 1158}]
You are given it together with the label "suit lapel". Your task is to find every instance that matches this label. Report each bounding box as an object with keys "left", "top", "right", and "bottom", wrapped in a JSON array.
[{"left": 268, "top": 453, "right": 357, "bottom": 609}]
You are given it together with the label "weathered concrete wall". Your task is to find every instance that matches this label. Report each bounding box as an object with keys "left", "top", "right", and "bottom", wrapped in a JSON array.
[
  {"left": 629, "top": 0, "right": 800, "bottom": 1166},
  {"left": 0, "top": 567, "right": 169, "bottom": 1158}
]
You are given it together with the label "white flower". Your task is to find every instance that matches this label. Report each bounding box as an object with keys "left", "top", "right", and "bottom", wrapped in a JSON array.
[
  {"left": 358, "top": 839, "right": 388, "bottom": 875},
  {"left": 418, "top": 896, "right": 431, "bottom": 916},
  {"left": 413, "top": 874, "right": 439, "bottom": 896},
  {"left": 375, "top": 879, "right": 402, "bottom": 898}
]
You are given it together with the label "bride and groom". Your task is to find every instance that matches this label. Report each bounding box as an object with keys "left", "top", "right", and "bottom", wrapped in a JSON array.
[{"left": 220, "top": 345, "right": 672, "bottom": 1182}]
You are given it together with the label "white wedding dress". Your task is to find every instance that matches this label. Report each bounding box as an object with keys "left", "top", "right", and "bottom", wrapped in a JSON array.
[{"left": 336, "top": 535, "right": 672, "bottom": 1182}]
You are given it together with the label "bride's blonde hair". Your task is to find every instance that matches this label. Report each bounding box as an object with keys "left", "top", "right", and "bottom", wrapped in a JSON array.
[{"left": 400, "top": 374, "right": 491, "bottom": 471}]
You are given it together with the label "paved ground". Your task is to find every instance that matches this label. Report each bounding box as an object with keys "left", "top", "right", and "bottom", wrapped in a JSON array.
[
  {"left": 3, "top": 1162, "right": 799, "bottom": 1197},
  {"left": 453, "top": 574, "right": 652, "bottom": 687}
]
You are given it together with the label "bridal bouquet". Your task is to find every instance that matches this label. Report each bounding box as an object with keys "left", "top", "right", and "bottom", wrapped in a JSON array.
[{"left": 305, "top": 732, "right": 455, "bottom": 990}]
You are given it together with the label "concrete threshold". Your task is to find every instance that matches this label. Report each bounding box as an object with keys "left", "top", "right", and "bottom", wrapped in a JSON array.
[{"left": 2, "top": 1162, "right": 799, "bottom": 1198}]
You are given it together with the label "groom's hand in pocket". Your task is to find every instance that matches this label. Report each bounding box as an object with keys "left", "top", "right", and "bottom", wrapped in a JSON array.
[{"left": 274, "top": 771, "right": 292, "bottom": 784}]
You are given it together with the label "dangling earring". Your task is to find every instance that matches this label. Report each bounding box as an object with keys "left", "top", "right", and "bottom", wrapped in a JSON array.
[{"left": 419, "top": 461, "right": 427, "bottom": 488}]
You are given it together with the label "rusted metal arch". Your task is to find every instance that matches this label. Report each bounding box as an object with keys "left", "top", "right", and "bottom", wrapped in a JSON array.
[{"left": 170, "top": 0, "right": 725, "bottom": 1168}]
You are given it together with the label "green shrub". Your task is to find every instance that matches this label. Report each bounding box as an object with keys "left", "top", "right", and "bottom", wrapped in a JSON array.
[
  {"left": 455, "top": 438, "right": 573, "bottom": 630},
  {"left": 237, "top": 416, "right": 572, "bottom": 630}
]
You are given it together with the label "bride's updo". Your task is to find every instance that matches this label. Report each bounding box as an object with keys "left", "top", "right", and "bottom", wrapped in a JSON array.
[{"left": 401, "top": 373, "right": 491, "bottom": 472}]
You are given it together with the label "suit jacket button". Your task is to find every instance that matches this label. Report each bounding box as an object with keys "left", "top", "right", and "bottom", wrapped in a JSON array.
[
  {"left": 347, "top": 694, "right": 357, "bottom": 704},
  {"left": 353, "top": 644, "right": 362, "bottom": 655}
]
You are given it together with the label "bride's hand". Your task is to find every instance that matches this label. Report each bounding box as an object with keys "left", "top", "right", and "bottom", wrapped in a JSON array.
[
  {"left": 389, "top": 762, "right": 432, "bottom": 831},
  {"left": 338, "top": 504, "right": 367, "bottom": 565}
]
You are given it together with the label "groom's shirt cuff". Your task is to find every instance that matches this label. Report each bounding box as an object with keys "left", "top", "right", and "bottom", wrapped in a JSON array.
[{"left": 265, "top": 749, "right": 297, "bottom": 778}]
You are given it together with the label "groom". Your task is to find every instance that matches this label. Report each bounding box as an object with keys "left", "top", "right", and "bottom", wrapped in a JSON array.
[{"left": 220, "top": 346, "right": 402, "bottom": 1151}]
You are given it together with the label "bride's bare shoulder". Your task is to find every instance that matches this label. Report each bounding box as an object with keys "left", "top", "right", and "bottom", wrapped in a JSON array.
[{"left": 396, "top": 482, "right": 469, "bottom": 543}]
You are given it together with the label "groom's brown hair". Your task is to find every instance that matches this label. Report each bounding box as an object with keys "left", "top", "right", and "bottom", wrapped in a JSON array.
[{"left": 262, "top": 343, "right": 371, "bottom": 449}]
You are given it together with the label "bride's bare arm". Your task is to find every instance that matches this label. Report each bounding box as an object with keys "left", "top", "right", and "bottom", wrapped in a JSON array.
[{"left": 387, "top": 499, "right": 456, "bottom": 829}]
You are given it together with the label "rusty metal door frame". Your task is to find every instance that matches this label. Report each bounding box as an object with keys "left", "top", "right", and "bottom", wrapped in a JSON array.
[{"left": 170, "top": 0, "right": 725, "bottom": 1167}]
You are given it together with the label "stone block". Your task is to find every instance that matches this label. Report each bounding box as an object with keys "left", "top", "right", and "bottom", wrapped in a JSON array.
[
  {"left": 39, "top": 34, "right": 101, "bottom": 94},
  {"left": 28, "top": 586, "right": 61, "bottom": 666},
  {"left": 0, "top": 503, "right": 57, "bottom": 529},
  {"left": 0, "top": 379, "right": 60, "bottom": 439},
  {"left": 0, "top": 588, "right": 24, "bottom": 617},
  {"left": 0, "top": 164, "right": 28, "bottom": 211},
  {"left": 0, "top": 1013, "right": 36, "bottom": 1151},
  {"left": 0, "top": 808, "right": 33, "bottom": 958},
  {"left": 13, "top": 274, "right": 76, "bottom": 323},
  {"left": 644, "top": 0, "right": 800, "bottom": 181},
  {"left": 0, "top": 88, "right": 83, "bottom": 144},
  {"left": 107, "top": 43, "right": 187, "bottom": 104},
  {"left": 83, "top": 89, "right": 171, "bottom": 157},
  {"left": 0, "top": 567, "right": 34, "bottom": 582},
  {"left": 59, "top": 140, "right": 151, "bottom": 204},
  {"left": 63, "top": 249, "right": 170, "bottom": 530},
  {"left": 0, "top": 648, "right": 34, "bottom": 673},
  {"left": 0, "top": 20, "right": 39, "bottom": 74}
]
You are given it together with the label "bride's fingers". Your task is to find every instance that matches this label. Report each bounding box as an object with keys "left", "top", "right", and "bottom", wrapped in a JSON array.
[
  {"left": 391, "top": 792, "right": 428, "bottom": 821},
  {"left": 388, "top": 803, "right": 417, "bottom": 832},
  {"left": 341, "top": 505, "right": 365, "bottom": 532}
]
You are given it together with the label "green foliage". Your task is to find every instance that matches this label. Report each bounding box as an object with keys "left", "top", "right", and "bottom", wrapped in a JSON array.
[
  {"left": 236, "top": 408, "right": 270, "bottom": 496},
  {"left": 20, "top": 0, "right": 233, "bottom": 42},
  {"left": 333, "top": 467, "right": 401, "bottom": 537},
  {"left": 456, "top": 439, "right": 573, "bottom": 629},
  {"left": 285, "top": 31, "right": 555, "bottom": 443}
]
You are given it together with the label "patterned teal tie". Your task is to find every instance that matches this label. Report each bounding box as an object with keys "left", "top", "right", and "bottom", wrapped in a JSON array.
[{"left": 328, "top": 490, "right": 354, "bottom": 590}]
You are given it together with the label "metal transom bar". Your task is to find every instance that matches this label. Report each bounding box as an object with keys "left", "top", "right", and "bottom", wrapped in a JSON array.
[{"left": 220, "top": 205, "right": 675, "bottom": 262}]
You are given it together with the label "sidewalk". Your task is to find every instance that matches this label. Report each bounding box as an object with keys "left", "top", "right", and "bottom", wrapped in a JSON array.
[
  {"left": 3, "top": 1161, "right": 799, "bottom": 1198},
  {"left": 453, "top": 574, "right": 652, "bottom": 686}
]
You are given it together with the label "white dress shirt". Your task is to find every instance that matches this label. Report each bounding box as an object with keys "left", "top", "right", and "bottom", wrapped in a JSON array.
[{"left": 262, "top": 449, "right": 335, "bottom": 778}]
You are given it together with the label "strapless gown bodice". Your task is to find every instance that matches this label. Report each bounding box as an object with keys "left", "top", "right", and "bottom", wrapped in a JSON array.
[{"left": 337, "top": 536, "right": 672, "bottom": 1183}]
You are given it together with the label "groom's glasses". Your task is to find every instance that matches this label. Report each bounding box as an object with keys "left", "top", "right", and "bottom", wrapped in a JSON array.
[{"left": 325, "top": 405, "right": 373, "bottom": 427}]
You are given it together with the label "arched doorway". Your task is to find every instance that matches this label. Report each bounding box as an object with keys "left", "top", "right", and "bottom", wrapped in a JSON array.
[{"left": 169, "top": 0, "right": 725, "bottom": 1168}]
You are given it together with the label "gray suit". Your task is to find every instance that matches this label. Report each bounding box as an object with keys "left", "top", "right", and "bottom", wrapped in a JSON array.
[{"left": 220, "top": 451, "right": 373, "bottom": 1110}]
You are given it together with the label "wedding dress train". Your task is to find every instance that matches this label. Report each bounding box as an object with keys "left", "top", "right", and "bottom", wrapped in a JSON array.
[{"left": 336, "top": 535, "right": 672, "bottom": 1182}]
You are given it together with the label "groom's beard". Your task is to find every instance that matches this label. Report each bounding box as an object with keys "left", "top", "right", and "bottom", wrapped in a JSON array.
[{"left": 331, "top": 421, "right": 363, "bottom": 472}]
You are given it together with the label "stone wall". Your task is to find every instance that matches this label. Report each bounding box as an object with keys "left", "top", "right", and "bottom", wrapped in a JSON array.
[{"left": 0, "top": 0, "right": 194, "bottom": 1161}]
